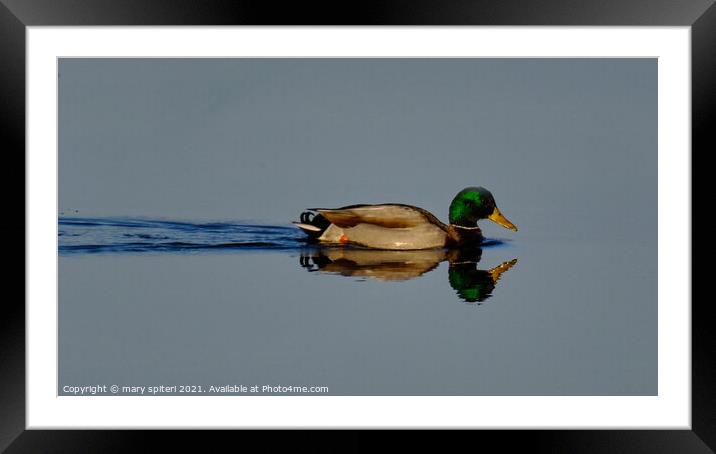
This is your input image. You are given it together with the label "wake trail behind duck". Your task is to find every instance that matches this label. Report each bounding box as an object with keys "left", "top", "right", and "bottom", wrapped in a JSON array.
[{"left": 58, "top": 217, "right": 509, "bottom": 255}]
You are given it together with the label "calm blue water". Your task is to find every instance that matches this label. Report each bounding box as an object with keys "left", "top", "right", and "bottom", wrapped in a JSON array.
[{"left": 58, "top": 216, "right": 655, "bottom": 396}]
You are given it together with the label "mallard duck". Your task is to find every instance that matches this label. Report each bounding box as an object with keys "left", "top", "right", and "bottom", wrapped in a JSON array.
[{"left": 293, "top": 187, "right": 517, "bottom": 250}]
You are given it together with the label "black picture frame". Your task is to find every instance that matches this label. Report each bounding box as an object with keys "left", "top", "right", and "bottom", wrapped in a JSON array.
[{"left": 5, "top": 0, "right": 710, "bottom": 451}]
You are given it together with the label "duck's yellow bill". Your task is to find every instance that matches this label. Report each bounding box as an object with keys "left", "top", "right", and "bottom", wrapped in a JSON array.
[{"left": 488, "top": 207, "right": 518, "bottom": 231}]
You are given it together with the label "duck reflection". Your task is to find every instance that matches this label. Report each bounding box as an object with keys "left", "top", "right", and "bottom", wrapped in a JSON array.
[{"left": 299, "top": 247, "right": 517, "bottom": 303}]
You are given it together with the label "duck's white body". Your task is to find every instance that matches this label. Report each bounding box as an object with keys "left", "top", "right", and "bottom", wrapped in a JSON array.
[{"left": 294, "top": 204, "right": 482, "bottom": 250}]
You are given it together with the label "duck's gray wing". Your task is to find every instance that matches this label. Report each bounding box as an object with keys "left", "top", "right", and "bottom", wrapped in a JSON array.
[{"left": 309, "top": 204, "right": 447, "bottom": 230}]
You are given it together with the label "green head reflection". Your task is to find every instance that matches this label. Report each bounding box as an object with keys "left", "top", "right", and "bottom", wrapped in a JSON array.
[{"left": 448, "top": 258, "right": 518, "bottom": 303}]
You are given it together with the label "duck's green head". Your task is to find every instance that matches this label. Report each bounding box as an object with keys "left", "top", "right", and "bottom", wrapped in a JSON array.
[{"left": 448, "top": 187, "right": 518, "bottom": 231}]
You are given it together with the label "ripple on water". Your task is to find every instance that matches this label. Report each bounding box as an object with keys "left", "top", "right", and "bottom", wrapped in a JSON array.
[{"left": 58, "top": 217, "right": 510, "bottom": 255}]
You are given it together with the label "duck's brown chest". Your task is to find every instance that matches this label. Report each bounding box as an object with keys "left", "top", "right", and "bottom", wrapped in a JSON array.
[{"left": 446, "top": 225, "right": 484, "bottom": 247}]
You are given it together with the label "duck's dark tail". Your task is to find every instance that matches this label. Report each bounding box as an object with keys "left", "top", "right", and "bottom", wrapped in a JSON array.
[{"left": 293, "top": 211, "right": 331, "bottom": 239}]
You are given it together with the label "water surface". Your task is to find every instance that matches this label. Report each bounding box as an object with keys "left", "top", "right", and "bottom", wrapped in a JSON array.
[{"left": 58, "top": 216, "right": 656, "bottom": 396}]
